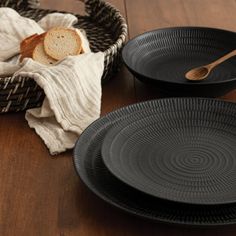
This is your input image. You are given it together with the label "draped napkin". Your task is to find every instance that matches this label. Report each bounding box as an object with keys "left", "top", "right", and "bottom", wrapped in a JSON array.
[{"left": 0, "top": 8, "right": 104, "bottom": 155}]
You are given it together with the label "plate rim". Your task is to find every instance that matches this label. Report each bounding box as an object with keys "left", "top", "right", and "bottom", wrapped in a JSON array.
[{"left": 73, "top": 97, "right": 236, "bottom": 226}]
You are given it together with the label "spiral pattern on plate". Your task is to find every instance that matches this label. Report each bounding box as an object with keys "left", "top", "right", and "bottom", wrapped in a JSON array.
[
  {"left": 74, "top": 98, "right": 236, "bottom": 225},
  {"left": 102, "top": 107, "right": 236, "bottom": 205}
]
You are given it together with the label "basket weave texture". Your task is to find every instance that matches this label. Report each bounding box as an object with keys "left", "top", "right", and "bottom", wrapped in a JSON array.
[{"left": 0, "top": 0, "right": 127, "bottom": 113}]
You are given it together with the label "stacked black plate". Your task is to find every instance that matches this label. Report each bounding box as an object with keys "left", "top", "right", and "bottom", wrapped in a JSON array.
[{"left": 73, "top": 98, "right": 236, "bottom": 226}]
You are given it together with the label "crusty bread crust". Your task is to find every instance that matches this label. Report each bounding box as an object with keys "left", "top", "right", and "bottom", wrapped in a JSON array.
[
  {"left": 20, "top": 33, "right": 46, "bottom": 62},
  {"left": 20, "top": 33, "right": 38, "bottom": 53}
]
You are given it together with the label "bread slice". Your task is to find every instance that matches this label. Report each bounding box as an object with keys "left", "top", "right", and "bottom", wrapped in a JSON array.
[
  {"left": 20, "top": 33, "right": 46, "bottom": 62},
  {"left": 32, "top": 41, "right": 57, "bottom": 66},
  {"left": 43, "top": 27, "right": 82, "bottom": 60}
]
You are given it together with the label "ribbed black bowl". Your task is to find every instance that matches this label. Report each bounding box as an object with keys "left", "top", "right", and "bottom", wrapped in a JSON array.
[
  {"left": 73, "top": 98, "right": 236, "bottom": 226},
  {"left": 122, "top": 27, "right": 236, "bottom": 97}
]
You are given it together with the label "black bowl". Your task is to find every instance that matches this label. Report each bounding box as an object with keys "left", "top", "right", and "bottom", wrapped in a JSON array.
[{"left": 122, "top": 27, "right": 236, "bottom": 97}]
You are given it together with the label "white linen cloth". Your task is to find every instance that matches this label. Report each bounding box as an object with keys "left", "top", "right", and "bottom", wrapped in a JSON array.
[{"left": 0, "top": 8, "right": 104, "bottom": 155}]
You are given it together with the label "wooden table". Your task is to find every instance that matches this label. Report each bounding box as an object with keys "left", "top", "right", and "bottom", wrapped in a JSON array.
[{"left": 1, "top": 0, "right": 236, "bottom": 235}]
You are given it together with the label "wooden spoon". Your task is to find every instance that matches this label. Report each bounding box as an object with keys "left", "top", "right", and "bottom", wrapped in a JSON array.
[{"left": 185, "top": 50, "right": 236, "bottom": 81}]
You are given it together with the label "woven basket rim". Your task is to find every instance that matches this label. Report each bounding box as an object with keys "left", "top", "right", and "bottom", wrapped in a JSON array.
[{"left": 0, "top": 0, "right": 128, "bottom": 113}]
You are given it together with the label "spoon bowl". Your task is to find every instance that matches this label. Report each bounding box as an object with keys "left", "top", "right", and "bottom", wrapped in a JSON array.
[
  {"left": 185, "top": 49, "right": 236, "bottom": 81},
  {"left": 185, "top": 66, "right": 210, "bottom": 81}
]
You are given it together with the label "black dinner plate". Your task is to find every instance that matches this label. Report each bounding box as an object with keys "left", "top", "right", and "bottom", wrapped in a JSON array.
[
  {"left": 73, "top": 98, "right": 236, "bottom": 226},
  {"left": 101, "top": 103, "right": 236, "bottom": 205},
  {"left": 122, "top": 27, "right": 236, "bottom": 97}
]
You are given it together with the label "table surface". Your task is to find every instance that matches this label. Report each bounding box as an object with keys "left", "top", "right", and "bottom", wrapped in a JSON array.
[{"left": 1, "top": 0, "right": 236, "bottom": 235}]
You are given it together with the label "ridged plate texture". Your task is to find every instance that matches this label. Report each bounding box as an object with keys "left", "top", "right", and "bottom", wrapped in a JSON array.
[
  {"left": 102, "top": 102, "right": 236, "bottom": 205},
  {"left": 74, "top": 98, "right": 236, "bottom": 225}
]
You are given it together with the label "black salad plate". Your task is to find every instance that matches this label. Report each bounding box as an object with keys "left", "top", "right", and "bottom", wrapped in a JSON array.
[
  {"left": 73, "top": 98, "right": 236, "bottom": 226},
  {"left": 122, "top": 27, "right": 236, "bottom": 97},
  {"left": 101, "top": 105, "right": 236, "bottom": 205}
]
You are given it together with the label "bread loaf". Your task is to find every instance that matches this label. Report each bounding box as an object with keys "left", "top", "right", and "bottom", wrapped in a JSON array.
[{"left": 19, "top": 27, "right": 84, "bottom": 65}]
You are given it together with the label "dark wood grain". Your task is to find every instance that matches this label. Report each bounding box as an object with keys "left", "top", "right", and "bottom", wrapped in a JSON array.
[{"left": 1, "top": 0, "right": 236, "bottom": 235}]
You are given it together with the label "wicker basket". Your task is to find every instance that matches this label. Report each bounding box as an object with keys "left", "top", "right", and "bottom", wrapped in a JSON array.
[{"left": 0, "top": 0, "right": 127, "bottom": 113}]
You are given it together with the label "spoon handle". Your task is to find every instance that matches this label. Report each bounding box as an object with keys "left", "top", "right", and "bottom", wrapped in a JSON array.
[{"left": 209, "top": 49, "right": 236, "bottom": 69}]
